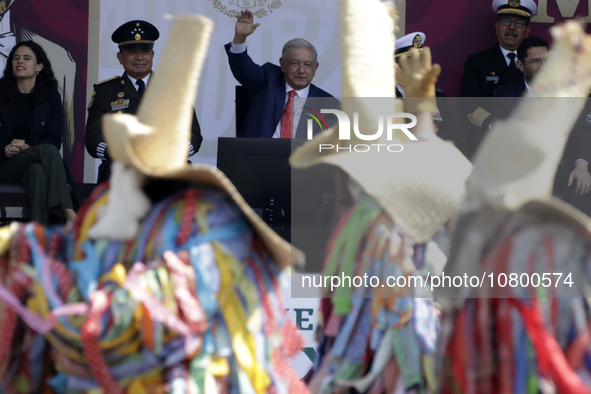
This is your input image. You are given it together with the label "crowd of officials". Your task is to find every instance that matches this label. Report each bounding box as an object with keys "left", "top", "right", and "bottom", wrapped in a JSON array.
[{"left": 1, "top": 0, "right": 590, "bottom": 226}]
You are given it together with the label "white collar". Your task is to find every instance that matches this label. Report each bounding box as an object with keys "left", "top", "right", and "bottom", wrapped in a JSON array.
[
  {"left": 285, "top": 83, "right": 310, "bottom": 98},
  {"left": 524, "top": 79, "right": 532, "bottom": 92},
  {"left": 126, "top": 73, "right": 152, "bottom": 91},
  {"left": 499, "top": 44, "right": 517, "bottom": 59}
]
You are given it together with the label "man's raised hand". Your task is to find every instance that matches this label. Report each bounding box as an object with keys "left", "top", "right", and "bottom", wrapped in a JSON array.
[{"left": 233, "top": 10, "right": 260, "bottom": 45}]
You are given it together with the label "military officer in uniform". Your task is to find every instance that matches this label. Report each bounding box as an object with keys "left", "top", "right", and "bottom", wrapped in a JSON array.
[
  {"left": 460, "top": 0, "right": 537, "bottom": 159},
  {"left": 394, "top": 32, "right": 460, "bottom": 149},
  {"left": 85, "top": 20, "right": 203, "bottom": 184}
]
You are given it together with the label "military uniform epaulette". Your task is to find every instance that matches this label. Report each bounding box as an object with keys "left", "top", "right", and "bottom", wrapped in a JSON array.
[{"left": 94, "top": 76, "right": 120, "bottom": 86}]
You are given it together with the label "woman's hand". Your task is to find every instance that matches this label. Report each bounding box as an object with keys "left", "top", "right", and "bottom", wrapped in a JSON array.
[
  {"left": 5, "top": 139, "right": 30, "bottom": 158},
  {"left": 5, "top": 144, "right": 19, "bottom": 158}
]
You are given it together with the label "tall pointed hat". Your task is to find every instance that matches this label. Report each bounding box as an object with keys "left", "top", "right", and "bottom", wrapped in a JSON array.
[
  {"left": 290, "top": 0, "right": 472, "bottom": 244},
  {"left": 99, "top": 15, "right": 303, "bottom": 267}
]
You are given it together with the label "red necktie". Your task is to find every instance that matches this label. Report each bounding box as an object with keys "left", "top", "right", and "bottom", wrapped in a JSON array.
[{"left": 280, "top": 90, "right": 297, "bottom": 138}]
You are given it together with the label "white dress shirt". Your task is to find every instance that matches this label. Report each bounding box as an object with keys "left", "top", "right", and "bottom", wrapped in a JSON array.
[
  {"left": 499, "top": 45, "right": 517, "bottom": 67},
  {"left": 126, "top": 73, "right": 152, "bottom": 92}
]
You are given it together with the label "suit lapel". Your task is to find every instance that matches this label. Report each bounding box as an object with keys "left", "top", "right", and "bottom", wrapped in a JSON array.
[{"left": 122, "top": 73, "right": 142, "bottom": 102}]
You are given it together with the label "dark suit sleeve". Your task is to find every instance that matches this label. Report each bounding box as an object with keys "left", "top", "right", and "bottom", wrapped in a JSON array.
[
  {"left": 565, "top": 111, "right": 591, "bottom": 166},
  {"left": 224, "top": 42, "right": 266, "bottom": 94},
  {"left": 460, "top": 54, "right": 493, "bottom": 129},
  {"left": 85, "top": 84, "right": 108, "bottom": 159},
  {"left": 29, "top": 90, "right": 63, "bottom": 149},
  {"left": 433, "top": 92, "right": 458, "bottom": 143},
  {"left": 189, "top": 108, "right": 203, "bottom": 156},
  {"left": 492, "top": 85, "right": 509, "bottom": 122}
]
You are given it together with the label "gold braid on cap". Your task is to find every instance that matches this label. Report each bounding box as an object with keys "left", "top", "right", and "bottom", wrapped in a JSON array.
[
  {"left": 118, "top": 40, "right": 155, "bottom": 46},
  {"left": 498, "top": 8, "right": 531, "bottom": 18}
]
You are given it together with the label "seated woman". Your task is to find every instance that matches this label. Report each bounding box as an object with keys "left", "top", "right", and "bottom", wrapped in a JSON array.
[{"left": 0, "top": 41, "right": 75, "bottom": 224}]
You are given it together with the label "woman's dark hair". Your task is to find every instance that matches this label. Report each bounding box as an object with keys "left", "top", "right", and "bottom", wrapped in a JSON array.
[{"left": 0, "top": 41, "right": 59, "bottom": 106}]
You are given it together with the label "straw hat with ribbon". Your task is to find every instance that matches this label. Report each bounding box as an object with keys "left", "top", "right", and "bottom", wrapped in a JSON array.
[
  {"left": 88, "top": 14, "right": 302, "bottom": 268},
  {"left": 435, "top": 22, "right": 591, "bottom": 394},
  {"left": 466, "top": 21, "right": 591, "bottom": 215},
  {"left": 289, "top": 0, "right": 472, "bottom": 244},
  {"left": 440, "top": 21, "right": 591, "bottom": 295}
]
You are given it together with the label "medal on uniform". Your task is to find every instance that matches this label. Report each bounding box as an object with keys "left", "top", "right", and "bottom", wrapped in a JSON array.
[{"left": 111, "top": 99, "right": 130, "bottom": 111}]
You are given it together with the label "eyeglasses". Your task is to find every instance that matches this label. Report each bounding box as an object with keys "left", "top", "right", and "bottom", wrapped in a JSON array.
[
  {"left": 523, "top": 58, "right": 548, "bottom": 65},
  {"left": 498, "top": 18, "right": 528, "bottom": 28}
]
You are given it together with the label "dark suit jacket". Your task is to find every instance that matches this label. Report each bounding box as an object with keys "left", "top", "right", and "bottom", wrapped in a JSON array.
[
  {"left": 460, "top": 44, "right": 523, "bottom": 158},
  {"left": 85, "top": 73, "right": 203, "bottom": 183},
  {"left": 460, "top": 44, "right": 522, "bottom": 124},
  {"left": 224, "top": 43, "right": 337, "bottom": 138},
  {"left": 0, "top": 88, "right": 63, "bottom": 161},
  {"left": 494, "top": 77, "right": 591, "bottom": 166}
]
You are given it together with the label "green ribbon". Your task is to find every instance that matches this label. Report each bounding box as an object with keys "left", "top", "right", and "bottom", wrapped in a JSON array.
[
  {"left": 189, "top": 352, "right": 210, "bottom": 394},
  {"left": 323, "top": 196, "right": 382, "bottom": 314}
]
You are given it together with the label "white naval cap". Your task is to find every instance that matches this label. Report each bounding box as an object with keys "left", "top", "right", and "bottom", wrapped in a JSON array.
[
  {"left": 492, "top": 0, "right": 537, "bottom": 18},
  {"left": 394, "top": 32, "right": 426, "bottom": 58}
]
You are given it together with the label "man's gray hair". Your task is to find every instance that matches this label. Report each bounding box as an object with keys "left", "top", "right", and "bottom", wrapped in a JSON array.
[{"left": 281, "top": 38, "right": 318, "bottom": 64}]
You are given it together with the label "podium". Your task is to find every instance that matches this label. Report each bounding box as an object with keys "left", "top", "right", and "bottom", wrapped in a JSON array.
[{"left": 217, "top": 137, "right": 338, "bottom": 272}]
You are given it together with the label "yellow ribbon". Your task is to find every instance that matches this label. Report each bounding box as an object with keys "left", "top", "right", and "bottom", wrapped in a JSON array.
[
  {"left": 75, "top": 192, "right": 110, "bottom": 259},
  {"left": 215, "top": 247, "right": 270, "bottom": 393},
  {"left": 0, "top": 223, "right": 16, "bottom": 255}
]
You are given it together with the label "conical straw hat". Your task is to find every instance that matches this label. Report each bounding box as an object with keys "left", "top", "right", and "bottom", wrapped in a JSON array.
[
  {"left": 290, "top": 0, "right": 472, "bottom": 244},
  {"left": 102, "top": 15, "right": 303, "bottom": 268},
  {"left": 466, "top": 22, "right": 591, "bottom": 215}
]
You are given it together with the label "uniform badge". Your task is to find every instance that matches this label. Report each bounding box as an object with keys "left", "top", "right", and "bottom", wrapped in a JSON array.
[
  {"left": 121, "top": 80, "right": 125, "bottom": 85},
  {"left": 111, "top": 98, "right": 130, "bottom": 111},
  {"left": 432, "top": 107, "right": 443, "bottom": 122},
  {"left": 117, "top": 92, "right": 125, "bottom": 98},
  {"left": 133, "top": 24, "right": 144, "bottom": 41},
  {"left": 509, "top": 0, "right": 520, "bottom": 7},
  {"left": 88, "top": 91, "right": 96, "bottom": 109},
  {"left": 486, "top": 72, "right": 499, "bottom": 82},
  {"left": 413, "top": 34, "right": 422, "bottom": 48}
]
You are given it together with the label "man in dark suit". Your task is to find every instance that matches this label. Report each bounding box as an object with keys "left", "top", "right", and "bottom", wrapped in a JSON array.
[
  {"left": 494, "top": 36, "right": 591, "bottom": 213},
  {"left": 85, "top": 20, "right": 203, "bottom": 184},
  {"left": 460, "top": 0, "right": 537, "bottom": 159},
  {"left": 225, "top": 10, "right": 336, "bottom": 139},
  {"left": 394, "top": 32, "right": 460, "bottom": 149}
]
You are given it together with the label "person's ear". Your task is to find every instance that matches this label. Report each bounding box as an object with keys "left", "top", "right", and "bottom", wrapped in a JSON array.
[
  {"left": 117, "top": 52, "right": 123, "bottom": 65},
  {"left": 517, "top": 59, "right": 525, "bottom": 72}
]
